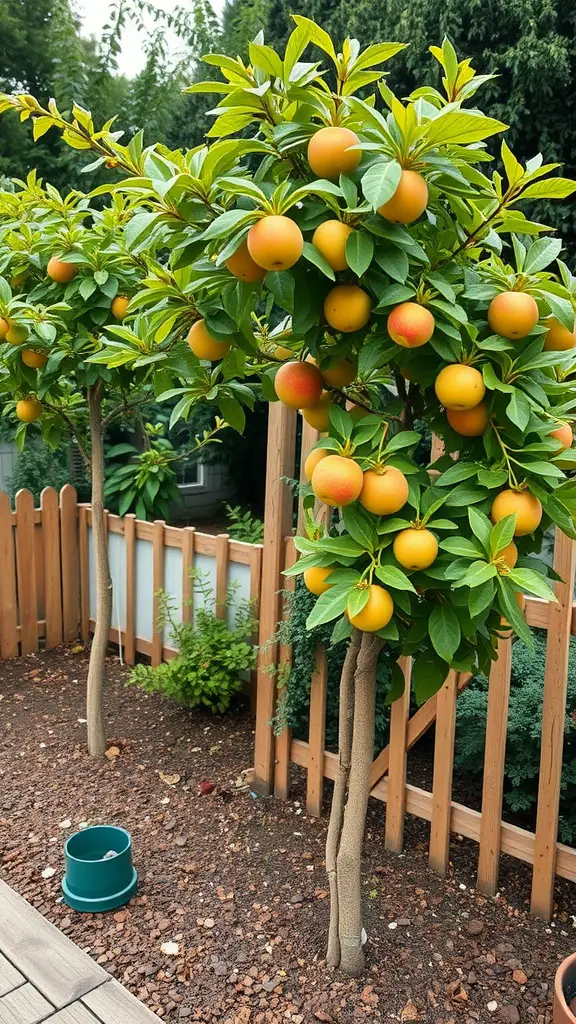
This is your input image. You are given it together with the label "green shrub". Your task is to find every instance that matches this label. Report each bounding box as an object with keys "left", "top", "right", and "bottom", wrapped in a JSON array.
[
  {"left": 6, "top": 442, "right": 85, "bottom": 502},
  {"left": 223, "top": 503, "right": 264, "bottom": 544},
  {"left": 129, "top": 576, "right": 257, "bottom": 713},
  {"left": 455, "top": 632, "right": 576, "bottom": 843}
]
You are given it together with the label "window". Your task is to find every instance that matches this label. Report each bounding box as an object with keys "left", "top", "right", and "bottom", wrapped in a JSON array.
[{"left": 176, "top": 460, "right": 206, "bottom": 491}]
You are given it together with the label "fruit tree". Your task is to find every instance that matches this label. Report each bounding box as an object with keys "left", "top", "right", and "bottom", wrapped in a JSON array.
[{"left": 4, "top": 21, "right": 576, "bottom": 974}]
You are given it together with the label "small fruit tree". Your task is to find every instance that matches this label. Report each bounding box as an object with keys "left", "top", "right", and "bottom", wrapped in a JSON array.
[{"left": 4, "top": 21, "right": 576, "bottom": 972}]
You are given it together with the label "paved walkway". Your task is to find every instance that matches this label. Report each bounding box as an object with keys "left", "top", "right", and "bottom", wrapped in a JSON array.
[{"left": 0, "top": 880, "right": 161, "bottom": 1023}]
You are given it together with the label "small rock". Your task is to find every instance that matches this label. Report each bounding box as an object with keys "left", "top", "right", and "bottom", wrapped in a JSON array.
[
  {"left": 174, "top": 837, "right": 187, "bottom": 847},
  {"left": 487, "top": 1001, "right": 498, "bottom": 1013},
  {"left": 467, "top": 920, "right": 484, "bottom": 936},
  {"left": 203, "top": 918, "right": 215, "bottom": 929},
  {"left": 397, "top": 917, "right": 411, "bottom": 927},
  {"left": 105, "top": 745, "right": 120, "bottom": 760},
  {"left": 290, "top": 892, "right": 303, "bottom": 904},
  {"left": 262, "top": 979, "right": 280, "bottom": 993},
  {"left": 512, "top": 969, "right": 527, "bottom": 985},
  {"left": 500, "top": 1007, "right": 520, "bottom": 1023}
]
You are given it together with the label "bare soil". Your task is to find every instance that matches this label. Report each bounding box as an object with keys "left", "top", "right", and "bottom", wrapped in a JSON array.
[{"left": 1, "top": 646, "right": 574, "bottom": 1023}]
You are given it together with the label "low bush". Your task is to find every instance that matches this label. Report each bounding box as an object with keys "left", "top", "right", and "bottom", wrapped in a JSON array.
[
  {"left": 223, "top": 503, "right": 264, "bottom": 544},
  {"left": 129, "top": 576, "right": 257, "bottom": 713}
]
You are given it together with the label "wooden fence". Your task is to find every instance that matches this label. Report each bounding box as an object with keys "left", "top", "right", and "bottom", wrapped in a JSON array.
[
  {"left": 253, "top": 404, "right": 576, "bottom": 921},
  {"left": 0, "top": 486, "right": 262, "bottom": 666}
]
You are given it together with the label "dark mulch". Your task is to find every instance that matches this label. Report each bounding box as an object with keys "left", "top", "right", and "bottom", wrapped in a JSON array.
[{"left": 1, "top": 647, "right": 574, "bottom": 1023}]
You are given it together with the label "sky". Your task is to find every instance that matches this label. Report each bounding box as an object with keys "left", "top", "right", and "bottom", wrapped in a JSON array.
[{"left": 77, "top": 0, "right": 224, "bottom": 78}]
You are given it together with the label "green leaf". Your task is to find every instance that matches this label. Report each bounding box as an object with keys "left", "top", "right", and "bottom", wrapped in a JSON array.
[
  {"left": 302, "top": 241, "right": 335, "bottom": 280},
  {"left": 507, "top": 390, "right": 531, "bottom": 432},
  {"left": 428, "top": 603, "right": 461, "bottom": 663},
  {"left": 468, "top": 507, "right": 492, "bottom": 551},
  {"left": 490, "top": 514, "right": 517, "bottom": 555},
  {"left": 374, "top": 564, "right": 416, "bottom": 593},
  {"left": 508, "top": 568, "right": 556, "bottom": 602},
  {"left": 341, "top": 505, "right": 378, "bottom": 551},
  {"left": 218, "top": 393, "right": 246, "bottom": 433},
  {"left": 435, "top": 462, "right": 479, "bottom": 487},
  {"left": 345, "top": 231, "right": 374, "bottom": 277},
  {"left": 374, "top": 242, "right": 409, "bottom": 283},
  {"left": 306, "top": 584, "right": 351, "bottom": 629},
  {"left": 79, "top": 277, "right": 97, "bottom": 300},
  {"left": 347, "top": 586, "right": 370, "bottom": 619},
  {"left": 265, "top": 271, "right": 294, "bottom": 311},
  {"left": 468, "top": 577, "right": 496, "bottom": 618},
  {"left": 477, "top": 466, "right": 508, "bottom": 489},
  {"left": 385, "top": 661, "right": 405, "bottom": 704},
  {"left": 331, "top": 616, "right": 353, "bottom": 645},
  {"left": 540, "top": 291, "right": 575, "bottom": 332},
  {"left": 453, "top": 560, "right": 497, "bottom": 588},
  {"left": 520, "top": 178, "right": 576, "bottom": 201},
  {"left": 423, "top": 110, "right": 507, "bottom": 146},
  {"left": 361, "top": 159, "right": 402, "bottom": 210},
  {"left": 498, "top": 578, "right": 533, "bottom": 648},
  {"left": 523, "top": 237, "right": 562, "bottom": 274},
  {"left": 439, "top": 537, "right": 484, "bottom": 558},
  {"left": 384, "top": 430, "right": 421, "bottom": 454},
  {"left": 374, "top": 283, "right": 416, "bottom": 308},
  {"left": 125, "top": 211, "right": 161, "bottom": 249},
  {"left": 412, "top": 650, "right": 447, "bottom": 703},
  {"left": 317, "top": 535, "right": 366, "bottom": 557}
]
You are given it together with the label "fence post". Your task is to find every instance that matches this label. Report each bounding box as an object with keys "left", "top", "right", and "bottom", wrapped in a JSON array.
[
  {"left": 254, "top": 402, "right": 297, "bottom": 795},
  {"left": 477, "top": 636, "right": 512, "bottom": 895},
  {"left": 15, "top": 489, "right": 38, "bottom": 655},
  {"left": 78, "top": 505, "right": 90, "bottom": 643},
  {"left": 181, "top": 526, "right": 195, "bottom": 625},
  {"left": 152, "top": 520, "right": 165, "bottom": 667},
  {"left": 248, "top": 543, "right": 263, "bottom": 714},
  {"left": 531, "top": 529, "right": 576, "bottom": 918},
  {"left": 41, "top": 488, "right": 63, "bottom": 649},
  {"left": 429, "top": 669, "right": 458, "bottom": 874},
  {"left": 385, "top": 656, "right": 412, "bottom": 853},
  {"left": 275, "top": 537, "right": 296, "bottom": 800},
  {"left": 0, "top": 492, "right": 18, "bottom": 658},
  {"left": 215, "top": 533, "right": 229, "bottom": 620},
  {"left": 60, "top": 484, "right": 79, "bottom": 641},
  {"left": 306, "top": 645, "right": 328, "bottom": 816},
  {"left": 124, "top": 514, "right": 136, "bottom": 665}
]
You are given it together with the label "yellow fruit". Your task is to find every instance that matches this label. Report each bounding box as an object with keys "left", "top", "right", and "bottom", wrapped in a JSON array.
[
  {"left": 302, "top": 391, "right": 331, "bottom": 431},
  {"left": 435, "top": 364, "right": 485, "bottom": 410},
  {"left": 378, "top": 170, "right": 428, "bottom": 224},
  {"left": 16, "top": 397, "right": 42, "bottom": 422},
  {"left": 345, "top": 400, "right": 370, "bottom": 421},
  {"left": 47, "top": 256, "right": 77, "bottom": 284},
  {"left": 488, "top": 291, "right": 539, "bottom": 340},
  {"left": 274, "top": 361, "right": 323, "bottom": 409},
  {"left": 348, "top": 585, "right": 394, "bottom": 632},
  {"left": 324, "top": 284, "right": 371, "bottom": 333},
  {"left": 225, "top": 239, "right": 266, "bottom": 283},
  {"left": 0, "top": 318, "right": 8, "bottom": 340},
  {"left": 388, "top": 302, "right": 435, "bottom": 348},
  {"left": 543, "top": 317, "right": 576, "bottom": 351},
  {"left": 5, "top": 324, "right": 28, "bottom": 345},
  {"left": 311, "top": 220, "right": 353, "bottom": 271},
  {"left": 446, "top": 402, "right": 489, "bottom": 437},
  {"left": 359, "top": 466, "right": 409, "bottom": 515},
  {"left": 187, "top": 319, "right": 230, "bottom": 361},
  {"left": 303, "top": 566, "right": 334, "bottom": 595},
  {"left": 273, "top": 345, "right": 294, "bottom": 360},
  {"left": 111, "top": 295, "right": 130, "bottom": 320},
  {"left": 311, "top": 454, "right": 364, "bottom": 507},
  {"left": 307, "top": 126, "right": 361, "bottom": 179},
  {"left": 304, "top": 448, "right": 328, "bottom": 481},
  {"left": 21, "top": 349, "right": 47, "bottom": 369},
  {"left": 499, "top": 542, "right": 518, "bottom": 569},
  {"left": 550, "top": 422, "right": 573, "bottom": 451},
  {"left": 247, "top": 215, "right": 303, "bottom": 271},
  {"left": 491, "top": 489, "right": 543, "bottom": 537},
  {"left": 313, "top": 355, "right": 357, "bottom": 388},
  {"left": 393, "top": 528, "right": 438, "bottom": 570}
]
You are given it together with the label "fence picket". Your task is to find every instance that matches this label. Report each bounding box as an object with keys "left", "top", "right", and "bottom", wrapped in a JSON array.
[
  {"left": 60, "top": 485, "right": 79, "bottom": 641},
  {"left": 477, "top": 636, "right": 512, "bottom": 895},
  {"left": 124, "top": 514, "right": 136, "bottom": 665},
  {"left": 215, "top": 533, "right": 229, "bottom": 619},
  {"left": 248, "top": 544, "right": 263, "bottom": 714},
  {"left": 15, "top": 489, "right": 38, "bottom": 654},
  {"left": 429, "top": 670, "right": 458, "bottom": 874},
  {"left": 385, "top": 657, "right": 412, "bottom": 853},
  {"left": 0, "top": 492, "right": 18, "bottom": 658},
  {"left": 306, "top": 645, "right": 328, "bottom": 817},
  {"left": 40, "top": 488, "right": 63, "bottom": 649},
  {"left": 152, "top": 520, "right": 165, "bottom": 667},
  {"left": 78, "top": 506, "right": 90, "bottom": 643},
  {"left": 275, "top": 538, "right": 296, "bottom": 800},
  {"left": 531, "top": 530, "right": 576, "bottom": 918},
  {"left": 181, "top": 527, "right": 195, "bottom": 625}
]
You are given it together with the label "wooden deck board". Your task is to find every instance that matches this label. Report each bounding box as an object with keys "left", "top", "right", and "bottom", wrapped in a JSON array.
[
  {"left": 0, "top": 983, "right": 53, "bottom": 1024},
  {"left": 0, "top": 955, "right": 24, "bottom": 999},
  {"left": 45, "top": 1002, "right": 100, "bottom": 1023},
  {"left": 83, "top": 980, "right": 162, "bottom": 1023}
]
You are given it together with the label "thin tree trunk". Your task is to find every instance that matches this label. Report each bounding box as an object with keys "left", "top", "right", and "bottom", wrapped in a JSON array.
[
  {"left": 86, "top": 382, "right": 111, "bottom": 757},
  {"left": 336, "top": 632, "right": 384, "bottom": 976},
  {"left": 326, "top": 628, "right": 361, "bottom": 968}
]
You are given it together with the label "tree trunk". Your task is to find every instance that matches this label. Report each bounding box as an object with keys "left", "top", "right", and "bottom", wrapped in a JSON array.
[
  {"left": 86, "top": 382, "right": 111, "bottom": 757},
  {"left": 326, "top": 628, "right": 361, "bottom": 967},
  {"left": 336, "top": 632, "right": 384, "bottom": 975}
]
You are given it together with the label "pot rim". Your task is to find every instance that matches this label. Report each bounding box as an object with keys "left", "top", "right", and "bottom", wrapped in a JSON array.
[
  {"left": 555, "top": 951, "right": 576, "bottom": 1022},
  {"left": 64, "top": 824, "right": 131, "bottom": 863}
]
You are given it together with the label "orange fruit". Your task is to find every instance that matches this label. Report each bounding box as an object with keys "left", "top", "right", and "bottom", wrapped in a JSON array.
[
  {"left": 435, "top": 365, "right": 486, "bottom": 410},
  {"left": 543, "top": 317, "right": 576, "bottom": 351},
  {"left": 312, "top": 220, "right": 353, "bottom": 271},
  {"left": 393, "top": 528, "right": 438, "bottom": 570},
  {"left": 303, "top": 566, "right": 334, "bottom": 595},
  {"left": 491, "top": 489, "right": 543, "bottom": 537},
  {"left": 498, "top": 542, "right": 518, "bottom": 569},
  {"left": 5, "top": 324, "right": 28, "bottom": 345},
  {"left": 274, "top": 361, "right": 323, "bottom": 409},
  {"left": 47, "top": 256, "right": 77, "bottom": 284},
  {"left": 307, "top": 126, "right": 361, "bottom": 180},
  {"left": 348, "top": 585, "right": 394, "bottom": 631},
  {"left": 378, "top": 170, "right": 428, "bottom": 224},
  {"left": 311, "top": 454, "right": 364, "bottom": 507},
  {"left": 225, "top": 239, "right": 266, "bottom": 283},
  {"left": 21, "top": 349, "right": 47, "bottom": 369},
  {"left": 0, "top": 318, "right": 8, "bottom": 341},
  {"left": 388, "top": 303, "right": 435, "bottom": 348},
  {"left": 312, "top": 355, "right": 357, "bottom": 388},
  {"left": 345, "top": 400, "right": 371, "bottom": 421},
  {"left": 324, "top": 284, "right": 371, "bottom": 333},
  {"left": 111, "top": 295, "right": 130, "bottom": 320},
  {"left": 550, "top": 422, "right": 573, "bottom": 451},
  {"left": 359, "top": 466, "right": 409, "bottom": 515},
  {"left": 187, "top": 319, "right": 230, "bottom": 361},
  {"left": 446, "top": 402, "right": 489, "bottom": 436},
  {"left": 304, "top": 448, "right": 328, "bottom": 481},
  {"left": 247, "top": 216, "right": 303, "bottom": 271},
  {"left": 302, "top": 391, "right": 331, "bottom": 431},
  {"left": 273, "top": 345, "right": 294, "bottom": 360},
  {"left": 16, "top": 397, "right": 42, "bottom": 422},
  {"left": 488, "top": 292, "right": 539, "bottom": 340}
]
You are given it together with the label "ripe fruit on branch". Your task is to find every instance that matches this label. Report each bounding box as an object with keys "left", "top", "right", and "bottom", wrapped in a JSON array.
[
  {"left": 345, "top": 400, "right": 370, "bottom": 420},
  {"left": 16, "top": 397, "right": 42, "bottom": 422},
  {"left": 359, "top": 466, "right": 409, "bottom": 515},
  {"left": 491, "top": 489, "right": 543, "bottom": 536},
  {"left": 307, "top": 126, "right": 361, "bottom": 180},
  {"left": 247, "top": 215, "right": 303, "bottom": 271},
  {"left": 111, "top": 295, "right": 130, "bottom": 320},
  {"left": 273, "top": 345, "right": 294, "bottom": 360},
  {"left": 378, "top": 170, "right": 428, "bottom": 224},
  {"left": 387, "top": 302, "right": 434, "bottom": 348},
  {"left": 312, "top": 220, "right": 353, "bottom": 271},
  {"left": 487, "top": 291, "right": 539, "bottom": 340},
  {"left": 5, "top": 324, "right": 28, "bottom": 345},
  {"left": 499, "top": 542, "right": 518, "bottom": 569},
  {"left": 304, "top": 447, "right": 328, "bottom": 481},
  {"left": 21, "top": 349, "right": 47, "bottom": 369},
  {"left": 225, "top": 239, "right": 266, "bottom": 282},
  {"left": 324, "top": 284, "right": 371, "bottom": 333},
  {"left": 550, "top": 422, "right": 573, "bottom": 451},
  {"left": 304, "top": 566, "right": 334, "bottom": 595},
  {"left": 274, "top": 360, "right": 323, "bottom": 409},
  {"left": 47, "top": 256, "right": 77, "bottom": 284},
  {"left": 312, "top": 355, "right": 357, "bottom": 388},
  {"left": 393, "top": 528, "right": 438, "bottom": 570},
  {"left": 187, "top": 319, "right": 230, "bottom": 361},
  {"left": 302, "top": 391, "right": 331, "bottom": 431},
  {"left": 446, "top": 402, "right": 489, "bottom": 436},
  {"left": 311, "top": 454, "right": 363, "bottom": 507},
  {"left": 0, "top": 318, "right": 8, "bottom": 340},
  {"left": 348, "top": 584, "right": 394, "bottom": 631},
  {"left": 543, "top": 317, "right": 576, "bottom": 351},
  {"left": 435, "top": 364, "right": 485, "bottom": 410}
]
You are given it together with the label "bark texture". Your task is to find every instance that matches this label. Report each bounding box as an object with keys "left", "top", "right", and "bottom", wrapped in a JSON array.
[
  {"left": 86, "top": 382, "right": 112, "bottom": 757},
  {"left": 325, "top": 629, "right": 361, "bottom": 967}
]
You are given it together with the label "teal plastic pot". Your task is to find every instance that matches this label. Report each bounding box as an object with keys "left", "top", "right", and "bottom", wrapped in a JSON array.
[{"left": 62, "top": 825, "right": 138, "bottom": 913}]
